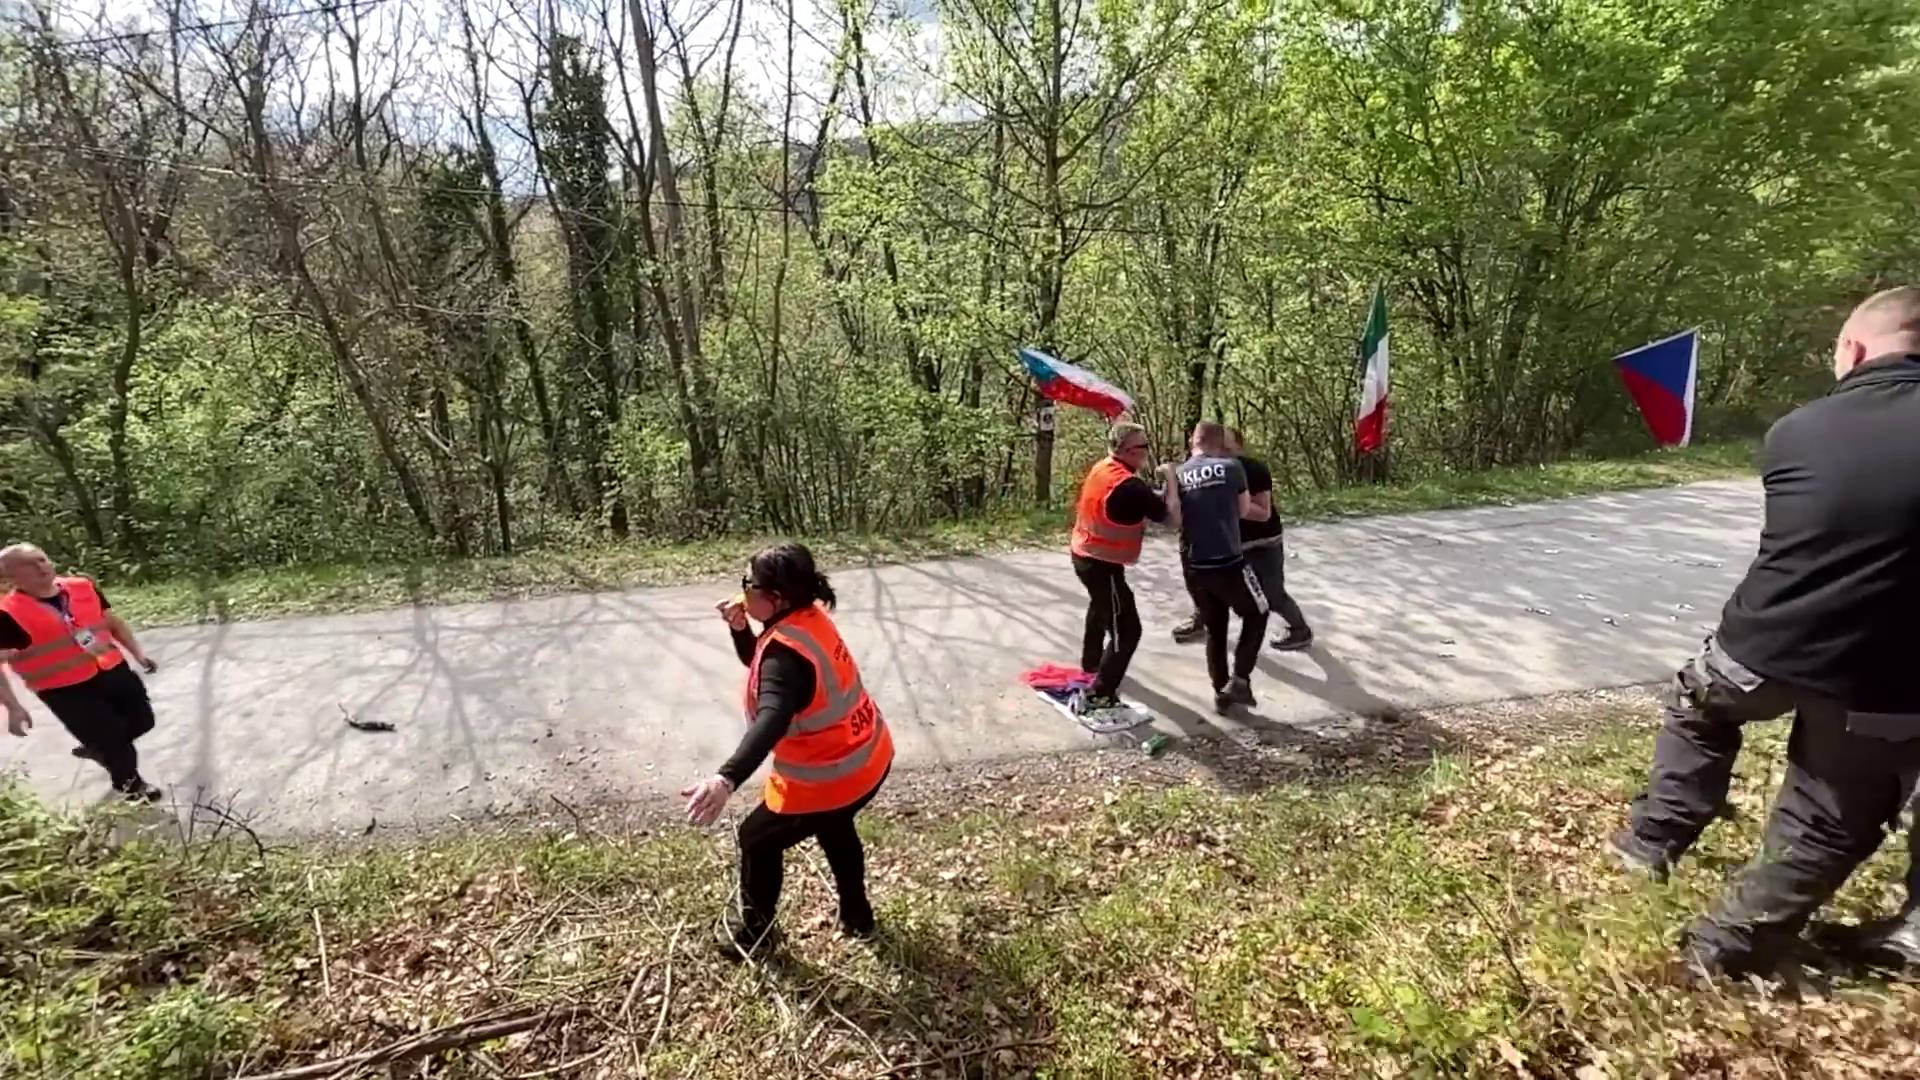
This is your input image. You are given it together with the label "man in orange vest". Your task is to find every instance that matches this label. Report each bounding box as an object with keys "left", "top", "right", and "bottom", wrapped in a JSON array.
[
  {"left": 683, "top": 543, "right": 894, "bottom": 959},
  {"left": 0, "top": 543, "right": 163, "bottom": 801},
  {"left": 1068, "top": 422, "right": 1180, "bottom": 713}
]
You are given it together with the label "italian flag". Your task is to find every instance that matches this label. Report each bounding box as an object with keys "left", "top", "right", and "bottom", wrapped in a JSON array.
[{"left": 1355, "top": 284, "right": 1390, "bottom": 454}]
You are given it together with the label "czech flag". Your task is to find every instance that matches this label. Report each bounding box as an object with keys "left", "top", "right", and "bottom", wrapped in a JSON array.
[
  {"left": 1020, "top": 347, "right": 1133, "bottom": 420},
  {"left": 1613, "top": 329, "right": 1698, "bottom": 448}
]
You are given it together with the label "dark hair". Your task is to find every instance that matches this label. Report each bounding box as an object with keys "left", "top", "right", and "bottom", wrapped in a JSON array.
[{"left": 748, "top": 543, "right": 837, "bottom": 611}]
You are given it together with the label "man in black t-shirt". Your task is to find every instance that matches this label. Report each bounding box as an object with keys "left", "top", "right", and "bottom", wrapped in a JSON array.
[
  {"left": 1171, "top": 428, "right": 1313, "bottom": 651},
  {"left": 1175, "top": 423, "right": 1270, "bottom": 714}
]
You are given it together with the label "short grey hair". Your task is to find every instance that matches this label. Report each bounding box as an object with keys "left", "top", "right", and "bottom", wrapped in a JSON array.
[
  {"left": 1108, "top": 421, "right": 1147, "bottom": 452},
  {"left": 0, "top": 543, "right": 46, "bottom": 570}
]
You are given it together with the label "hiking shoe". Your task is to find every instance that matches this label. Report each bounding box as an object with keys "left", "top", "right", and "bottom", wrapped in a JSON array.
[
  {"left": 715, "top": 918, "right": 781, "bottom": 963},
  {"left": 1072, "top": 690, "right": 1123, "bottom": 715},
  {"left": 1810, "top": 912, "right": 1920, "bottom": 969},
  {"left": 1170, "top": 616, "right": 1205, "bottom": 644},
  {"left": 1272, "top": 630, "right": 1314, "bottom": 653},
  {"left": 1214, "top": 677, "right": 1257, "bottom": 714},
  {"left": 1607, "top": 829, "right": 1672, "bottom": 884},
  {"left": 840, "top": 909, "right": 878, "bottom": 941},
  {"left": 118, "top": 780, "right": 163, "bottom": 804},
  {"left": 72, "top": 745, "right": 101, "bottom": 763}
]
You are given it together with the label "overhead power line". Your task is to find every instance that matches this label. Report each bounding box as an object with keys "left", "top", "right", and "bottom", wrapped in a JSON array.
[{"left": 7, "top": 0, "right": 390, "bottom": 51}]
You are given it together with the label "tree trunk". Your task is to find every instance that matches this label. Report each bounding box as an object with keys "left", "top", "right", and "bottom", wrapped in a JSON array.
[
  {"left": 29, "top": 409, "right": 108, "bottom": 548},
  {"left": 107, "top": 229, "right": 147, "bottom": 561},
  {"left": 1031, "top": 0, "right": 1067, "bottom": 509},
  {"left": 628, "top": 0, "right": 724, "bottom": 513},
  {"left": 244, "top": 88, "right": 435, "bottom": 538}
]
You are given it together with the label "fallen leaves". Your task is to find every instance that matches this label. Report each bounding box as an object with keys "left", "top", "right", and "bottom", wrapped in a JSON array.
[{"left": 21, "top": 687, "right": 1920, "bottom": 1078}]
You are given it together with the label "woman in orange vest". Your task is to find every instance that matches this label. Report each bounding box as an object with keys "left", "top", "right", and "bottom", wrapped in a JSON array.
[
  {"left": 1068, "top": 422, "right": 1180, "bottom": 713},
  {"left": 0, "top": 542, "right": 163, "bottom": 801},
  {"left": 682, "top": 543, "right": 894, "bottom": 959}
]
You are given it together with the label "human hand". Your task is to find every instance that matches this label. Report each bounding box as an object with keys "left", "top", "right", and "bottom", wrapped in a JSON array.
[
  {"left": 5, "top": 703, "right": 29, "bottom": 738},
  {"left": 716, "top": 595, "right": 748, "bottom": 632},
  {"left": 138, "top": 655, "right": 158, "bottom": 674},
  {"left": 681, "top": 775, "right": 735, "bottom": 826}
]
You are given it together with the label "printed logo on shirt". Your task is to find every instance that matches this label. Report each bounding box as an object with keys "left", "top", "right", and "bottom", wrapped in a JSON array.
[{"left": 1180, "top": 461, "right": 1230, "bottom": 488}]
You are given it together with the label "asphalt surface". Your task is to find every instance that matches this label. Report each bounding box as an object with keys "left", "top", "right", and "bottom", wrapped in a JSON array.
[{"left": 1, "top": 479, "right": 1763, "bottom": 833}]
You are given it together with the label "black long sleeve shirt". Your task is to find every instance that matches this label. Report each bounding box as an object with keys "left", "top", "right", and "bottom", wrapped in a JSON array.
[
  {"left": 1104, "top": 475, "right": 1170, "bottom": 526},
  {"left": 718, "top": 614, "right": 816, "bottom": 789},
  {"left": 1716, "top": 354, "right": 1920, "bottom": 712}
]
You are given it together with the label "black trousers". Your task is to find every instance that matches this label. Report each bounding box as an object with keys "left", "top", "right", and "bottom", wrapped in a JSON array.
[
  {"left": 736, "top": 771, "right": 886, "bottom": 940},
  {"left": 1183, "top": 543, "right": 1311, "bottom": 636},
  {"left": 1184, "top": 561, "right": 1269, "bottom": 690},
  {"left": 1246, "top": 543, "right": 1309, "bottom": 636},
  {"left": 1628, "top": 636, "right": 1800, "bottom": 855},
  {"left": 1073, "top": 554, "right": 1140, "bottom": 697},
  {"left": 1689, "top": 708, "right": 1920, "bottom": 973},
  {"left": 40, "top": 664, "right": 155, "bottom": 791}
]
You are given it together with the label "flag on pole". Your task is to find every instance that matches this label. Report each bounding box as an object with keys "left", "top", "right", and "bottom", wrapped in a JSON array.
[
  {"left": 1020, "top": 347, "right": 1134, "bottom": 420},
  {"left": 1355, "top": 285, "right": 1390, "bottom": 453},
  {"left": 1613, "top": 329, "right": 1699, "bottom": 448}
]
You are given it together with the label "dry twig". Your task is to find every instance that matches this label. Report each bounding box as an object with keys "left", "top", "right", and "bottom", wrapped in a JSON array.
[
  {"left": 235, "top": 1005, "right": 574, "bottom": 1080},
  {"left": 864, "top": 1037, "right": 1056, "bottom": 1078},
  {"left": 310, "top": 908, "right": 332, "bottom": 998}
]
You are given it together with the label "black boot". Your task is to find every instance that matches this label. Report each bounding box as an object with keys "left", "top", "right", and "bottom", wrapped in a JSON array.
[
  {"left": 715, "top": 916, "right": 781, "bottom": 963},
  {"left": 1810, "top": 910, "right": 1920, "bottom": 968},
  {"left": 1271, "top": 628, "right": 1314, "bottom": 652},
  {"left": 1607, "top": 829, "right": 1674, "bottom": 884},
  {"left": 115, "top": 777, "right": 163, "bottom": 804}
]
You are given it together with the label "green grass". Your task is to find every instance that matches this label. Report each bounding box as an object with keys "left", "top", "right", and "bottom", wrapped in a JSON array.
[
  {"left": 113, "top": 440, "right": 1757, "bottom": 627},
  {"left": 7, "top": 702, "right": 1918, "bottom": 1079}
]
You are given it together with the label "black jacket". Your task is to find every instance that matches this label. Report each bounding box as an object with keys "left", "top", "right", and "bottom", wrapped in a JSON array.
[{"left": 1716, "top": 354, "right": 1920, "bottom": 712}]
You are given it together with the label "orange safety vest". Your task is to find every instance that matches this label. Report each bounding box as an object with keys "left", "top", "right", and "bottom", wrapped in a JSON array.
[
  {"left": 745, "top": 603, "right": 893, "bottom": 814},
  {"left": 1, "top": 577, "right": 124, "bottom": 694},
  {"left": 1069, "top": 456, "right": 1147, "bottom": 566}
]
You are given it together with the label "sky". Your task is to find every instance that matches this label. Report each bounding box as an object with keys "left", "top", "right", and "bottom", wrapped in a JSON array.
[{"left": 20, "top": 0, "right": 957, "bottom": 188}]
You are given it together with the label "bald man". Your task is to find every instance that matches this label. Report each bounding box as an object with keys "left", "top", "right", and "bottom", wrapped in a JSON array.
[
  {"left": 1610, "top": 287, "right": 1920, "bottom": 978},
  {"left": 0, "top": 543, "right": 162, "bottom": 801}
]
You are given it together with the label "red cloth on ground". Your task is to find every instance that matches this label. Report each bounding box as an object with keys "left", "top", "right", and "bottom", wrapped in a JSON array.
[{"left": 1019, "top": 663, "right": 1094, "bottom": 692}]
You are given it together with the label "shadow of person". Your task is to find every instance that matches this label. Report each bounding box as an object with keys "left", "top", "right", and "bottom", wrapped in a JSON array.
[
  {"left": 1108, "top": 645, "right": 1465, "bottom": 795},
  {"left": 744, "top": 913, "right": 1060, "bottom": 1075},
  {"left": 1256, "top": 643, "right": 1406, "bottom": 722}
]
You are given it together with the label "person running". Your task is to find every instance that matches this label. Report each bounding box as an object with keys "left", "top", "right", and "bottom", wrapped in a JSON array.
[
  {"left": 0, "top": 543, "right": 163, "bottom": 802},
  {"left": 682, "top": 543, "right": 894, "bottom": 960},
  {"left": 1170, "top": 427, "right": 1313, "bottom": 652},
  {"left": 1067, "top": 422, "right": 1180, "bottom": 713},
  {"left": 1175, "top": 422, "right": 1270, "bottom": 714}
]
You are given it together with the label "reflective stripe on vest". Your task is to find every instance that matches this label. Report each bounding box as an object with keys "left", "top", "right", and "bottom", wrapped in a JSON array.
[
  {"left": 772, "top": 715, "right": 888, "bottom": 783},
  {"left": 763, "top": 621, "right": 865, "bottom": 735},
  {"left": 1, "top": 578, "right": 123, "bottom": 692},
  {"left": 745, "top": 605, "right": 892, "bottom": 813}
]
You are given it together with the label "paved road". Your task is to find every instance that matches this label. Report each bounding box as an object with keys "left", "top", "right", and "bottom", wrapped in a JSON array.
[{"left": 2, "top": 479, "right": 1762, "bottom": 832}]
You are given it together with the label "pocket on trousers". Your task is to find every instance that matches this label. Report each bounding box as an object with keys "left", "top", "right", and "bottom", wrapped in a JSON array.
[{"left": 1700, "top": 637, "right": 1767, "bottom": 695}]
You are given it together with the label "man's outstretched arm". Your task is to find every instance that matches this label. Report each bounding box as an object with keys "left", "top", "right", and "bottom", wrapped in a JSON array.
[
  {"left": 105, "top": 613, "right": 157, "bottom": 673},
  {"left": 0, "top": 668, "right": 30, "bottom": 737}
]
